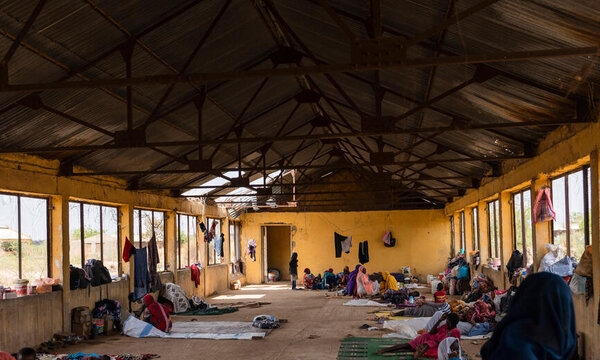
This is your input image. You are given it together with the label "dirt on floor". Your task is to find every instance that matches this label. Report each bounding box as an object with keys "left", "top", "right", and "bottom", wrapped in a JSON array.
[{"left": 56, "top": 283, "right": 483, "bottom": 360}]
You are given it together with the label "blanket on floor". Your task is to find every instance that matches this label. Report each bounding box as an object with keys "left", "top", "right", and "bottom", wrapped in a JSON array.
[
  {"left": 176, "top": 307, "right": 239, "bottom": 316},
  {"left": 343, "top": 299, "right": 389, "bottom": 307},
  {"left": 382, "top": 317, "right": 492, "bottom": 340},
  {"left": 337, "top": 338, "right": 472, "bottom": 360},
  {"left": 122, "top": 315, "right": 269, "bottom": 340}
]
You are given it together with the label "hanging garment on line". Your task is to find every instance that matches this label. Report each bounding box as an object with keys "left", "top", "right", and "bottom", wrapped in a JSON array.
[
  {"left": 148, "top": 233, "right": 162, "bottom": 292},
  {"left": 123, "top": 236, "right": 135, "bottom": 263},
  {"left": 533, "top": 187, "right": 556, "bottom": 223},
  {"left": 358, "top": 241, "right": 369, "bottom": 264},
  {"left": 133, "top": 247, "right": 151, "bottom": 301},
  {"left": 247, "top": 239, "right": 257, "bottom": 261},
  {"left": 334, "top": 232, "right": 352, "bottom": 257}
]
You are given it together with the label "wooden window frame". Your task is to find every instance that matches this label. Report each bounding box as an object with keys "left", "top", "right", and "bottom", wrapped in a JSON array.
[
  {"left": 133, "top": 208, "right": 167, "bottom": 271},
  {"left": 472, "top": 207, "right": 480, "bottom": 251}
]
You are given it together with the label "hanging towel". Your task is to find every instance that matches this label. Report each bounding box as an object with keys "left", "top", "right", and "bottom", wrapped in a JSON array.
[
  {"left": 133, "top": 247, "right": 151, "bottom": 301},
  {"left": 247, "top": 239, "right": 257, "bottom": 261},
  {"left": 334, "top": 232, "right": 352, "bottom": 257},
  {"left": 190, "top": 264, "right": 201, "bottom": 288},
  {"left": 533, "top": 187, "right": 556, "bottom": 223},
  {"left": 199, "top": 222, "right": 207, "bottom": 242},
  {"left": 123, "top": 236, "right": 135, "bottom": 263},
  {"left": 148, "top": 233, "right": 162, "bottom": 292}
]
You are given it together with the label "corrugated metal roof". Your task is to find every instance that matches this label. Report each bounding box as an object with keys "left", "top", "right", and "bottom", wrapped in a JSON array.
[{"left": 0, "top": 0, "right": 598, "bottom": 210}]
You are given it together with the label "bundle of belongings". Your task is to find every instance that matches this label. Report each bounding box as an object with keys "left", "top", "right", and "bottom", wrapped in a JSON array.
[
  {"left": 443, "top": 253, "right": 471, "bottom": 295},
  {"left": 539, "top": 243, "right": 578, "bottom": 281},
  {"left": 251, "top": 315, "right": 280, "bottom": 329},
  {"left": 92, "top": 299, "right": 122, "bottom": 333},
  {"left": 157, "top": 282, "right": 237, "bottom": 316},
  {"left": 569, "top": 245, "right": 593, "bottom": 301}
]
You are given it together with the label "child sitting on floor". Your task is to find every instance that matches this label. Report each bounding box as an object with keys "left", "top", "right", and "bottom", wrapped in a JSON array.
[
  {"left": 303, "top": 268, "right": 315, "bottom": 289},
  {"left": 434, "top": 283, "right": 447, "bottom": 303}
]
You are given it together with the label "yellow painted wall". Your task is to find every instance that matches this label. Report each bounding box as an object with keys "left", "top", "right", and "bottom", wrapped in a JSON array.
[
  {"left": 266, "top": 226, "right": 292, "bottom": 280},
  {"left": 0, "top": 153, "right": 239, "bottom": 352},
  {"left": 445, "top": 117, "right": 600, "bottom": 358},
  {"left": 241, "top": 209, "right": 451, "bottom": 284}
]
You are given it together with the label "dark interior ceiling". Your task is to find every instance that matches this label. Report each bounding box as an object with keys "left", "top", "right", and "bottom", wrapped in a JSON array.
[{"left": 0, "top": 0, "right": 599, "bottom": 211}]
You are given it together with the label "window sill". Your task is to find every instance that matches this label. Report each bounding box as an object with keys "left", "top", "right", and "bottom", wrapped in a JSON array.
[{"left": 207, "top": 263, "right": 227, "bottom": 268}]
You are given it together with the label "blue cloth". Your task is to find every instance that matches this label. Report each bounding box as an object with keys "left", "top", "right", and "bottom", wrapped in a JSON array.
[
  {"left": 346, "top": 264, "right": 361, "bottom": 295},
  {"left": 480, "top": 272, "right": 576, "bottom": 360},
  {"left": 466, "top": 322, "right": 491, "bottom": 337},
  {"left": 214, "top": 234, "right": 224, "bottom": 258},
  {"left": 457, "top": 265, "right": 469, "bottom": 279},
  {"left": 133, "top": 247, "right": 151, "bottom": 301}
]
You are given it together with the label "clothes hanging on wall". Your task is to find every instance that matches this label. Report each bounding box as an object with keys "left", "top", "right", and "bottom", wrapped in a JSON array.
[
  {"left": 247, "top": 239, "right": 257, "bottom": 261},
  {"left": 214, "top": 233, "right": 224, "bottom": 258},
  {"left": 148, "top": 233, "right": 162, "bottom": 292},
  {"left": 133, "top": 247, "right": 151, "bottom": 301},
  {"left": 199, "top": 222, "right": 207, "bottom": 242},
  {"left": 334, "top": 232, "right": 352, "bottom": 257},
  {"left": 190, "top": 264, "right": 201, "bottom": 288},
  {"left": 382, "top": 230, "right": 391, "bottom": 245},
  {"left": 533, "top": 187, "right": 556, "bottom": 223},
  {"left": 123, "top": 236, "right": 135, "bottom": 263},
  {"left": 506, "top": 250, "right": 523, "bottom": 282},
  {"left": 358, "top": 241, "right": 369, "bottom": 264}
]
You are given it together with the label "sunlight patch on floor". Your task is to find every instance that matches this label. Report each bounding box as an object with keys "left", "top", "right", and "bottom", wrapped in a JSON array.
[
  {"left": 241, "top": 284, "right": 290, "bottom": 291},
  {"left": 212, "top": 294, "right": 266, "bottom": 300}
]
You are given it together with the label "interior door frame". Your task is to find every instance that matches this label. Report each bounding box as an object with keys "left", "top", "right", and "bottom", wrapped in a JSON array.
[{"left": 261, "top": 224, "right": 293, "bottom": 283}]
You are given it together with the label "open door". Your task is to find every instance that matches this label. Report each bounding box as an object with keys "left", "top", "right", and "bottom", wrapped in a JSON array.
[{"left": 266, "top": 226, "right": 292, "bottom": 280}]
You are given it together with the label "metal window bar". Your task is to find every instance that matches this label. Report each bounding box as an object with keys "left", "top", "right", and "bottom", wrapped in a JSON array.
[
  {"left": 450, "top": 216, "right": 455, "bottom": 256},
  {"left": 472, "top": 207, "right": 479, "bottom": 251}
]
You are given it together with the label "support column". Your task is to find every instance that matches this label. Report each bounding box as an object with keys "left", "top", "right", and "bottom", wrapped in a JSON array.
[
  {"left": 500, "top": 191, "right": 512, "bottom": 288},
  {"left": 119, "top": 204, "right": 134, "bottom": 293},
  {"left": 478, "top": 201, "right": 490, "bottom": 263},
  {"left": 165, "top": 210, "right": 177, "bottom": 272},
  {"left": 59, "top": 195, "right": 71, "bottom": 331},
  {"left": 589, "top": 149, "right": 600, "bottom": 358}
]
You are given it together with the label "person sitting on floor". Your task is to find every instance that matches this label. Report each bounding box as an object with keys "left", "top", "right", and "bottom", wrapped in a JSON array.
[
  {"left": 303, "top": 268, "right": 315, "bottom": 289},
  {"left": 142, "top": 294, "right": 172, "bottom": 332},
  {"left": 377, "top": 313, "right": 461, "bottom": 358},
  {"left": 480, "top": 272, "right": 576, "bottom": 360},
  {"left": 356, "top": 265, "right": 380, "bottom": 297},
  {"left": 346, "top": 264, "right": 361, "bottom": 296},
  {"left": 340, "top": 266, "right": 350, "bottom": 286},
  {"left": 380, "top": 271, "right": 399, "bottom": 292},
  {"left": 434, "top": 283, "right": 447, "bottom": 303},
  {"left": 323, "top": 268, "right": 336, "bottom": 290},
  {"left": 438, "top": 337, "right": 462, "bottom": 360},
  {"left": 16, "top": 349, "right": 35, "bottom": 360},
  {"left": 0, "top": 352, "right": 15, "bottom": 360}
]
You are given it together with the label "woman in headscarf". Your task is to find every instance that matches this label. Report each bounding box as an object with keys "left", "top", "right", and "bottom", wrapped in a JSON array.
[
  {"left": 0, "top": 352, "right": 15, "bottom": 360},
  {"left": 480, "top": 272, "right": 576, "bottom": 360},
  {"left": 289, "top": 252, "right": 298, "bottom": 290},
  {"left": 340, "top": 266, "right": 350, "bottom": 285},
  {"left": 356, "top": 265, "right": 380, "bottom": 297},
  {"left": 302, "top": 268, "right": 315, "bottom": 289},
  {"left": 380, "top": 271, "right": 399, "bottom": 292},
  {"left": 142, "top": 294, "right": 172, "bottom": 332},
  {"left": 346, "top": 264, "right": 361, "bottom": 296},
  {"left": 323, "top": 268, "right": 336, "bottom": 290},
  {"left": 438, "top": 337, "right": 462, "bottom": 360}
]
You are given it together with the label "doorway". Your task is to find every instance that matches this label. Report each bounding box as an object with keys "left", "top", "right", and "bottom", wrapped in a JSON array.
[{"left": 262, "top": 225, "right": 292, "bottom": 281}]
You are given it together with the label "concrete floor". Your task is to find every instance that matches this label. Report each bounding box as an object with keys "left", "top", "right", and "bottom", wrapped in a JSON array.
[{"left": 61, "top": 283, "right": 482, "bottom": 359}]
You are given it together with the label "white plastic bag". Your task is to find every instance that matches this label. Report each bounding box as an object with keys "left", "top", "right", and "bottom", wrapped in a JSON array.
[
  {"left": 569, "top": 274, "right": 586, "bottom": 295},
  {"left": 539, "top": 243, "right": 566, "bottom": 272}
]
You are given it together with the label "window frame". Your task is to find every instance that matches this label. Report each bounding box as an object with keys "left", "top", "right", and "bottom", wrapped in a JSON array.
[
  {"left": 471, "top": 207, "right": 480, "bottom": 251},
  {"left": 450, "top": 216, "right": 455, "bottom": 256},
  {"left": 206, "top": 217, "right": 223, "bottom": 266},
  {"left": 487, "top": 199, "right": 500, "bottom": 259},
  {"left": 70, "top": 200, "right": 121, "bottom": 275},
  {"left": 550, "top": 165, "right": 591, "bottom": 257},
  {"left": 511, "top": 188, "right": 533, "bottom": 266},
  {"left": 229, "top": 221, "right": 241, "bottom": 264},
  {"left": 0, "top": 191, "right": 51, "bottom": 279},
  {"left": 133, "top": 208, "right": 167, "bottom": 271},
  {"left": 459, "top": 211, "right": 466, "bottom": 253},
  {"left": 176, "top": 213, "right": 198, "bottom": 269}
]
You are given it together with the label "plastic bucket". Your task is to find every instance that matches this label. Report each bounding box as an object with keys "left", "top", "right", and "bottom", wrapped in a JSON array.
[{"left": 13, "top": 279, "right": 29, "bottom": 297}]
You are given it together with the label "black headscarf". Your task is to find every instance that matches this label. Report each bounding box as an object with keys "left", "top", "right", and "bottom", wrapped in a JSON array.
[{"left": 481, "top": 272, "right": 576, "bottom": 360}]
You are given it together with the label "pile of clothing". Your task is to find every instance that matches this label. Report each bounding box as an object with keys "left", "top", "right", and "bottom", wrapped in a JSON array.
[
  {"left": 252, "top": 315, "right": 280, "bottom": 329},
  {"left": 92, "top": 299, "right": 122, "bottom": 331},
  {"left": 443, "top": 253, "right": 471, "bottom": 295},
  {"left": 37, "top": 354, "right": 159, "bottom": 360}
]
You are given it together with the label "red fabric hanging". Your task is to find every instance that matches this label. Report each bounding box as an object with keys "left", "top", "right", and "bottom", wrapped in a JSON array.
[{"left": 533, "top": 187, "right": 556, "bottom": 223}]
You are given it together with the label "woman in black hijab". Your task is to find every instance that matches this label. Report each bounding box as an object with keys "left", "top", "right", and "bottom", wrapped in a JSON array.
[{"left": 481, "top": 272, "right": 576, "bottom": 360}]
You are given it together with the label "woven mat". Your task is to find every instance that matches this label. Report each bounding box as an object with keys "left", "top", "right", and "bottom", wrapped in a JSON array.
[{"left": 337, "top": 338, "right": 470, "bottom": 360}]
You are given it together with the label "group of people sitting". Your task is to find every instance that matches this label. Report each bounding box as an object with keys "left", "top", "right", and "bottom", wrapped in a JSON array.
[{"left": 379, "top": 272, "right": 577, "bottom": 359}]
